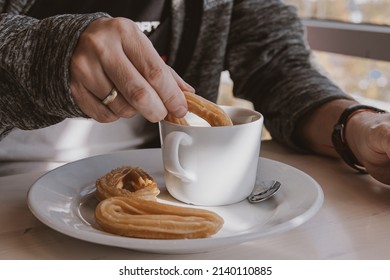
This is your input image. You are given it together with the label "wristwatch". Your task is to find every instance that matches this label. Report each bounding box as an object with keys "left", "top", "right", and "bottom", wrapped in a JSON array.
[{"left": 331, "top": 104, "right": 386, "bottom": 173}]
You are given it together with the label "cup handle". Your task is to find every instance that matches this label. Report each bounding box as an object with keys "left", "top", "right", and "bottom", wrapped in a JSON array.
[{"left": 162, "top": 131, "right": 196, "bottom": 182}]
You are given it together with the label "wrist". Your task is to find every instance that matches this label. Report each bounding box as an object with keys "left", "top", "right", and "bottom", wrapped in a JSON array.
[
  {"left": 331, "top": 104, "right": 386, "bottom": 173},
  {"left": 344, "top": 110, "right": 377, "bottom": 161}
]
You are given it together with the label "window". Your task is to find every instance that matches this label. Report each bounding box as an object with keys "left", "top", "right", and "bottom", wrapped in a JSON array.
[
  {"left": 284, "top": 0, "right": 390, "bottom": 25},
  {"left": 284, "top": 0, "right": 390, "bottom": 109}
]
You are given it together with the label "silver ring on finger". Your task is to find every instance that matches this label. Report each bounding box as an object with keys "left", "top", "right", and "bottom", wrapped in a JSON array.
[{"left": 102, "top": 87, "right": 118, "bottom": 105}]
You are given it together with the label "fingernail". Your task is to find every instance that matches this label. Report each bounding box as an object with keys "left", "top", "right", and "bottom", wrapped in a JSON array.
[
  {"left": 183, "top": 82, "right": 195, "bottom": 93},
  {"left": 174, "top": 106, "right": 187, "bottom": 118}
]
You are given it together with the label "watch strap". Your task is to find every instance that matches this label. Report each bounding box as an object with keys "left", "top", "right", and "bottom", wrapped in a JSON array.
[{"left": 331, "top": 104, "right": 386, "bottom": 173}]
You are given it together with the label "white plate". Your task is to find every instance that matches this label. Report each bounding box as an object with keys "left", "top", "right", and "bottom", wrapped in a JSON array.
[{"left": 27, "top": 148, "right": 323, "bottom": 254}]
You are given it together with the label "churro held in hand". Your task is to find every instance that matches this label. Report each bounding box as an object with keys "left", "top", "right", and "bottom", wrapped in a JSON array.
[
  {"left": 95, "top": 166, "right": 160, "bottom": 201},
  {"left": 165, "top": 91, "right": 233, "bottom": 126},
  {"left": 95, "top": 196, "right": 224, "bottom": 239}
]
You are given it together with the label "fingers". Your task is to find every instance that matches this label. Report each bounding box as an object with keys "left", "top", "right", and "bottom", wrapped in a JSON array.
[
  {"left": 168, "top": 66, "right": 195, "bottom": 93},
  {"left": 102, "top": 87, "right": 137, "bottom": 118},
  {"left": 70, "top": 36, "right": 136, "bottom": 121},
  {"left": 70, "top": 17, "right": 192, "bottom": 123},
  {"left": 70, "top": 82, "right": 119, "bottom": 123},
  {"left": 102, "top": 46, "right": 171, "bottom": 122},
  {"left": 119, "top": 20, "right": 188, "bottom": 120}
]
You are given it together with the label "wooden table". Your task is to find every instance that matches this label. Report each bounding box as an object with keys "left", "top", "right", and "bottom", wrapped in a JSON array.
[{"left": 1, "top": 140, "right": 390, "bottom": 259}]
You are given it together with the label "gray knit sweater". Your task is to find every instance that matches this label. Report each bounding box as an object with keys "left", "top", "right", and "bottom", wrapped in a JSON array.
[{"left": 0, "top": 0, "right": 350, "bottom": 150}]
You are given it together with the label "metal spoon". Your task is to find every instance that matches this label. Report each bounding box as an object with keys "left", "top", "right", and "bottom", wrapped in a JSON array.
[{"left": 247, "top": 179, "right": 281, "bottom": 203}]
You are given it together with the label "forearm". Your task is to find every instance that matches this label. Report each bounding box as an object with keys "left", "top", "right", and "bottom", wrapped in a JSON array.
[
  {"left": 226, "top": 0, "right": 354, "bottom": 151},
  {"left": 0, "top": 13, "right": 108, "bottom": 134}
]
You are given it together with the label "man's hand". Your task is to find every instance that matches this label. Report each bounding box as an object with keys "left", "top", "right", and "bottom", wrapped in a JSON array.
[
  {"left": 346, "top": 111, "right": 390, "bottom": 185},
  {"left": 70, "top": 17, "right": 193, "bottom": 123}
]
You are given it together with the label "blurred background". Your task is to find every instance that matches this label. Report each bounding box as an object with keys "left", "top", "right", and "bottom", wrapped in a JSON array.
[
  {"left": 217, "top": 0, "right": 390, "bottom": 139},
  {"left": 220, "top": 0, "right": 390, "bottom": 109},
  {"left": 284, "top": 0, "right": 390, "bottom": 105}
]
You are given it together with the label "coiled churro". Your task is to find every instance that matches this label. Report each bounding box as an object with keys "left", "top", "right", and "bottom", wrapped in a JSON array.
[
  {"left": 95, "top": 196, "right": 224, "bottom": 239},
  {"left": 95, "top": 166, "right": 160, "bottom": 201},
  {"left": 165, "top": 91, "right": 233, "bottom": 126}
]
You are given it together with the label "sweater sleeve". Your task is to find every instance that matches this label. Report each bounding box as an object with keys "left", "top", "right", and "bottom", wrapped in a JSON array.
[
  {"left": 0, "top": 12, "right": 109, "bottom": 138},
  {"left": 225, "top": 0, "right": 353, "bottom": 150}
]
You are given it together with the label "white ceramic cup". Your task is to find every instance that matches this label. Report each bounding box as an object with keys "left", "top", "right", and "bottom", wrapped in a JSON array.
[{"left": 159, "top": 106, "right": 263, "bottom": 206}]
